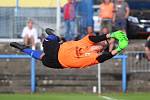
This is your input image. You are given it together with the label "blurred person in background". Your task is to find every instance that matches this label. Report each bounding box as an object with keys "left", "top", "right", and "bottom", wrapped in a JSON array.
[
  {"left": 63, "top": 0, "right": 76, "bottom": 40},
  {"left": 99, "top": 0, "right": 115, "bottom": 33},
  {"left": 145, "top": 35, "right": 150, "bottom": 61},
  {"left": 22, "top": 19, "right": 38, "bottom": 50},
  {"left": 74, "top": 0, "right": 94, "bottom": 40},
  {"left": 39, "top": 33, "right": 46, "bottom": 50},
  {"left": 114, "top": 0, "right": 130, "bottom": 32},
  {"left": 99, "top": 27, "right": 109, "bottom": 35}
]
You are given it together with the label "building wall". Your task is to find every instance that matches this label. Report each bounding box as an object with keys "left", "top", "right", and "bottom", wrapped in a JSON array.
[
  {"left": 0, "top": 0, "right": 16, "bottom": 7},
  {"left": 0, "top": 0, "right": 67, "bottom": 8}
]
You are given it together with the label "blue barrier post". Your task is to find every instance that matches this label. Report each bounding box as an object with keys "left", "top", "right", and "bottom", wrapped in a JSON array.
[
  {"left": 31, "top": 58, "right": 36, "bottom": 93},
  {"left": 122, "top": 56, "right": 127, "bottom": 93},
  {"left": 0, "top": 55, "right": 36, "bottom": 93},
  {"left": 114, "top": 55, "right": 127, "bottom": 93}
]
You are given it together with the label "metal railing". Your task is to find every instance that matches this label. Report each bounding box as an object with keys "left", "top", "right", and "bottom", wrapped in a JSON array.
[
  {"left": 0, "top": 8, "right": 57, "bottom": 38},
  {"left": 0, "top": 52, "right": 149, "bottom": 93},
  {"left": 126, "top": 51, "right": 150, "bottom": 73},
  {"left": 0, "top": 54, "right": 128, "bottom": 93},
  {"left": 0, "top": 55, "right": 36, "bottom": 93}
]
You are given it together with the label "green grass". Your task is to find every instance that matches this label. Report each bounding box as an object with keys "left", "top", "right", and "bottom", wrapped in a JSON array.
[{"left": 0, "top": 93, "right": 150, "bottom": 100}]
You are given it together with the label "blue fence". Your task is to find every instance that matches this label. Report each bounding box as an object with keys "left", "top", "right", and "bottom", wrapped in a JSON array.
[
  {"left": 0, "top": 55, "right": 36, "bottom": 93},
  {"left": 0, "top": 54, "right": 127, "bottom": 93}
]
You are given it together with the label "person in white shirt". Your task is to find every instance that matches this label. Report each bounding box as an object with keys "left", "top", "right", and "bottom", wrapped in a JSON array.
[{"left": 22, "top": 19, "right": 38, "bottom": 50}]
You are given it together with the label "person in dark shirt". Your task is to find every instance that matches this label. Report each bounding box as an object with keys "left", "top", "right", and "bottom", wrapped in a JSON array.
[{"left": 145, "top": 35, "right": 150, "bottom": 61}]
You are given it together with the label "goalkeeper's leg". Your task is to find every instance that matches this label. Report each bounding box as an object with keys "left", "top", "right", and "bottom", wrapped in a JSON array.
[
  {"left": 10, "top": 42, "right": 44, "bottom": 60},
  {"left": 10, "top": 28, "right": 59, "bottom": 60}
]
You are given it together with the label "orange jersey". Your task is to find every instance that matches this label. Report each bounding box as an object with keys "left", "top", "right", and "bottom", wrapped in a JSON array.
[
  {"left": 99, "top": 3, "right": 114, "bottom": 19},
  {"left": 58, "top": 35, "right": 102, "bottom": 68}
]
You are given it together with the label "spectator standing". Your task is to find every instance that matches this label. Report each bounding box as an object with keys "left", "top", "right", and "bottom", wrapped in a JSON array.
[
  {"left": 63, "top": 0, "right": 76, "bottom": 40},
  {"left": 75, "top": 0, "right": 94, "bottom": 40},
  {"left": 22, "top": 19, "right": 38, "bottom": 50},
  {"left": 145, "top": 35, "right": 150, "bottom": 61},
  {"left": 114, "top": 0, "right": 130, "bottom": 32},
  {"left": 99, "top": 0, "right": 115, "bottom": 33}
]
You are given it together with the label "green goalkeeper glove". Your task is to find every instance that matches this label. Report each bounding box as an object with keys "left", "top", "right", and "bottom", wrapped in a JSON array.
[{"left": 111, "top": 31, "right": 129, "bottom": 52}]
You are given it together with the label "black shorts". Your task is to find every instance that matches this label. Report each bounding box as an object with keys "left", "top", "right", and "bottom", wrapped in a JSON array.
[
  {"left": 41, "top": 39, "right": 63, "bottom": 69},
  {"left": 145, "top": 40, "right": 150, "bottom": 49}
]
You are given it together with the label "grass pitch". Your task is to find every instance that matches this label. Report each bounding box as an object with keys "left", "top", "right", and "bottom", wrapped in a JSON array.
[{"left": 0, "top": 93, "right": 150, "bottom": 100}]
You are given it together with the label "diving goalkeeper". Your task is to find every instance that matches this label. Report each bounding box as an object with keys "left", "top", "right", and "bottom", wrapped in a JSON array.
[{"left": 10, "top": 28, "right": 128, "bottom": 69}]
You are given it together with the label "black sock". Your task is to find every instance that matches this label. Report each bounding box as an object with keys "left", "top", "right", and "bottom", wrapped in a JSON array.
[
  {"left": 96, "top": 52, "right": 114, "bottom": 63},
  {"left": 89, "top": 34, "right": 107, "bottom": 43}
]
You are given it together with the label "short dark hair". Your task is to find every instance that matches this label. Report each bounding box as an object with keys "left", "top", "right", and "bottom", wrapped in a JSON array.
[{"left": 27, "top": 19, "right": 33, "bottom": 24}]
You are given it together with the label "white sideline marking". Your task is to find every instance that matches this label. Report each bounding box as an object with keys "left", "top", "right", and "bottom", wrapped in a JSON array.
[
  {"left": 100, "top": 96, "right": 124, "bottom": 100},
  {"left": 100, "top": 96, "right": 123, "bottom": 100},
  {"left": 101, "top": 96, "right": 118, "bottom": 100}
]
